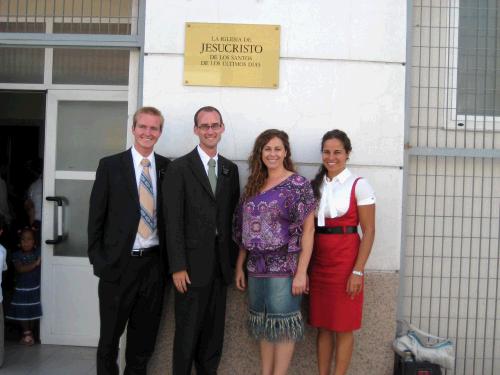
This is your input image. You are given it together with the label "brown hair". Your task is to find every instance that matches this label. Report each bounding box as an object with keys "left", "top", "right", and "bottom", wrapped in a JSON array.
[
  {"left": 311, "top": 129, "right": 352, "bottom": 199},
  {"left": 193, "top": 106, "right": 223, "bottom": 127},
  {"left": 242, "top": 129, "right": 295, "bottom": 200},
  {"left": 132, "top": 106, "right": 164, "bottom": 130}
]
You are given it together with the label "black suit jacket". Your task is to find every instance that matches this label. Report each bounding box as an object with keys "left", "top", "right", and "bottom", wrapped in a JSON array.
[
  {"left": 163, "top": 148, "right": 240, "bottom": 287},
  {"left": 87, "top": 148, "right": 170, "bottom": 282}
]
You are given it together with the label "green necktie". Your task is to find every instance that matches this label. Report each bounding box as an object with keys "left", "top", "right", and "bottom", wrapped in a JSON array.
[{"left": 208, "top": 158, "right": 217, "bottom": 194}]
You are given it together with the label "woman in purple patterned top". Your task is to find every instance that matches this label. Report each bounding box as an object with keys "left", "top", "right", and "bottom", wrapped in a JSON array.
[{"left": 233, "top": 129, "right": 316, "bottom": 375}]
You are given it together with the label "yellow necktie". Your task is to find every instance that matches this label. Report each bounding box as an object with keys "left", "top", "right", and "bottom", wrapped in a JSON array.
[{"left": 138, "top": 158, "right": 155, "bottom": 238}]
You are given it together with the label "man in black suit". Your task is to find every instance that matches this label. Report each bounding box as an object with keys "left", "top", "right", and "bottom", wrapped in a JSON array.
[
  {"left": 88, "top": 106, "right": 170, "bottom": 375},
  {"left": 163, "top": 106, "right": 240, "bottom": 375}
]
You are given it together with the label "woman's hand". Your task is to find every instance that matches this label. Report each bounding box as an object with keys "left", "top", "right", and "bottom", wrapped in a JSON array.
[
  {"left": 293, "top": 211, "right": 314, "bottom": 296},
  {"left": 346, "top": 273, "right": 363, "bottom": 299},
  {"left": 292, "top": 272, "right": 309, "bottom": 296},
  {"left": 235, "top": 247, "right": 247, "bottom": 291},
  {"left": 347, "top": 203, "right": 375, "bottom": 299},
  {"left": 235, "top": 266, "right": 246, "bottom": 291}
]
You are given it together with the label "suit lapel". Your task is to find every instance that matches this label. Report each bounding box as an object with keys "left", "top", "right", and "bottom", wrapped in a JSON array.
[
  {"left": 154, "top": 153, "right": 165, "bottom": 192},
  {"left": 215, "top": 156, "right": 227, "bottom": 199},
  {"left": 188, "top": 148, "right": 216, "bottom": 200},
  {"left": 122, "top": 149, "right": 140, "bottom": 205}
]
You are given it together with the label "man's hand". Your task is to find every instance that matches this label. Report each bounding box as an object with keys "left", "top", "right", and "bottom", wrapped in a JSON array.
[{"left": 172, "top": 270, "right": 191, "bottom": 293}]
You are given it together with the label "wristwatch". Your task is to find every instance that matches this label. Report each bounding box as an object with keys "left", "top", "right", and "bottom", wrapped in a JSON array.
[{"left": 352, "top": 270, "right": 364, "bottom": 276}]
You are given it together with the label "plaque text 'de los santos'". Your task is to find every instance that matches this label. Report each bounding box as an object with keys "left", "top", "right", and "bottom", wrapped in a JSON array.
[{"left": 184, "top": 23, "right": 280, "bottom": 88}]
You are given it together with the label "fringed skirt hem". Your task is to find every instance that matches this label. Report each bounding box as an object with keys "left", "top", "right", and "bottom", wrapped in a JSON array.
[{"left": 247, "top": 309, "right": 304, "bottom": 342}]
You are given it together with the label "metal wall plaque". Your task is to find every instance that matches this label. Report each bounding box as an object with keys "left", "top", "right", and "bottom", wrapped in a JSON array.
[{"left": 184, "top": 22, "right": 280, "bottom": 89}]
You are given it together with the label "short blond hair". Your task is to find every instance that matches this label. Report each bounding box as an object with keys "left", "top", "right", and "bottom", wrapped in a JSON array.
[{"left": 132, "top": 106, "right": 164, "bottom": 130}]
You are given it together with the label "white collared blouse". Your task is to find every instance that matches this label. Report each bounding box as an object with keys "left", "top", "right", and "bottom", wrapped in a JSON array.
[{"left": 316, "top": 168, "right": 376, "bottom": 227}]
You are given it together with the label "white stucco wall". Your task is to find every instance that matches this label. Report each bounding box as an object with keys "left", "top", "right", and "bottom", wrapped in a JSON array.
[{"left": 143, "top": 0, "right": 406, "bottom": 271}]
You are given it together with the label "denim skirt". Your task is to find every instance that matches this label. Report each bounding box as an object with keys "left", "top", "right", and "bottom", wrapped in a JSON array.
[{"left": 247, "top": 276, "right": 304, "bottom": 342}]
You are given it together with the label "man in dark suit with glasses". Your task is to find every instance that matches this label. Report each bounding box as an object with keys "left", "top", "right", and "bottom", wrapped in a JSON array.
[{"left": 163, "top": 106, "right": 240, "bottom": 375}]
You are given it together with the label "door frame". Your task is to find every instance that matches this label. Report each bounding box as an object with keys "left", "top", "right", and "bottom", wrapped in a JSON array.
[
  {"left": 0, "top": 42, "right": 139, "bottom": 346},
  {"left": 41, "top": 89, "right": 129, "bottom": 346}
]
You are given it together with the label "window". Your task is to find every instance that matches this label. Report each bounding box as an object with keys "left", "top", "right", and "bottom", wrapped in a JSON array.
[
  {"left": 457, "top": 0, "right": 500, "bottom": 117},
  {"left": 0, "top": 0, "right": 139, "bottom": 36},
  {"left": 444, "top": 0, "right": 500, "bottom": 131}
]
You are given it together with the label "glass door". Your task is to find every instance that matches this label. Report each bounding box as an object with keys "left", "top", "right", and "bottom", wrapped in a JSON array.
[{"left": 41, "top": 89, "right": 128, "bottom": 346}]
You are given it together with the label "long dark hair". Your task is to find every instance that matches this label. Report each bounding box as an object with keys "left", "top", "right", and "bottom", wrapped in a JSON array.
[
  {"left": 311, "top": 129, "right": 352, "bottom": 199},
  {"left": 242, "top": 129, "right": 295, "bottom": 200}
]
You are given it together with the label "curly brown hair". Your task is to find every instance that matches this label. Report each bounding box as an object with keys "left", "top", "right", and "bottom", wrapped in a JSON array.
[{"left": 242, "top": 129, "right": 295, "bottom": 200}]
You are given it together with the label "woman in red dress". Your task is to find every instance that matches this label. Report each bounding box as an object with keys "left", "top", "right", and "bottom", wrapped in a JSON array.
[{"left": 308, "top": 130, "right": 376, "bottom": 375}]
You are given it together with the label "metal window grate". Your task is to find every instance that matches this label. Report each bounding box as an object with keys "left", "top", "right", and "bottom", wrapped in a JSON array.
[
  {"left": 0, "top": 0, "right": 139, "bottom": 35},
  {"left": 402, "top": 0, "right": 500, "bottom": 374}
]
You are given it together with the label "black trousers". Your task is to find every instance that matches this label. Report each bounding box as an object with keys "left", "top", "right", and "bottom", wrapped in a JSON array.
[
  {"left": 96, "top": 254, "right": 165, "bottom": 375},
  {"left": 172, "top": 272, "right": 227, "bottom": 375}
]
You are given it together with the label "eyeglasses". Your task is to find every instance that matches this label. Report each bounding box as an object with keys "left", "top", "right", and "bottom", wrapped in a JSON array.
[{"left": 196, "top": 123, "right": 222, "bottom": 131}]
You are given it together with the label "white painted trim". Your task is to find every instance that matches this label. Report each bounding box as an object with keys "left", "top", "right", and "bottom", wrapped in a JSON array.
[
  {"left": 46, "top": 255, "right": 92, "bottom": 266},
  {"left": 41, "top": 90, "right": 58, "bottom": 344},
  {"left": 41, "top": 335, "right": 98, "bottom": 347},
  {"left": 44, "top": 48, "right": 53, "bottom": 85},
  {"left": 48, "top": 85, "right": 127, "bottom": 91},
  {"left": 127, "top": 49, "right": 140, "bottom": 148},
  {"left": 0, "top": 16, "right": 134, "bottom": 24},
  {"left": 130, "top": 0, "right": 139, "bottom": 35},
  {"left": 54, "top": 171, "right": 96, "bottom": 180},
  {"left": 0, "top": 83, "right": 128, "bottom": 91},
  {"left": 47, "top": 89, "right": 128, "bottom": 101},
  {"left": 443, "top": 0, "right": 500, "bottom": 132},
  {"left": 41, "top": 88, "right": 131, "bottom": 347},
  {"left": 0, "top": 84, "right": 47, "bottom": 90},
  {"left": 2, "top": 23, "right": 141, "bottom": 351}
]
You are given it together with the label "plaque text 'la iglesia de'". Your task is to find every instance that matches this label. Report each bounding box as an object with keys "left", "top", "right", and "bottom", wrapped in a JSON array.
[{"left": 184, "top": 23, "right": 280, "bottom": 88}]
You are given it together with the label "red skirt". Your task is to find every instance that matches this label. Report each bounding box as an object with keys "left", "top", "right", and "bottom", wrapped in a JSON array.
[{"left": 308, "top": 224, "right": 363, "bottom": 332}]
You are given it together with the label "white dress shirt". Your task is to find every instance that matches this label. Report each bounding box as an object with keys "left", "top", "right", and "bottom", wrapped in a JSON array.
[
  {"left": 131, "top": 146, "right": 159, "bottom": 249},
  {"left": 27, "top": 177, "right": 43, "bottom": 222},
  {"left": 197, "top": 145, "right": 219, "bottom": 177},
  {"left": 316, "top": 168, "right": 376, "bottom": 227},
  {"left": 197, "top": 145, "right": 219, "bottom": 235}
]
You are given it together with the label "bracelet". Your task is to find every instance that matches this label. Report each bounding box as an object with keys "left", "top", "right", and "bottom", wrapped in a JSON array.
[{"left": 352, "top": 270, "right": 364, "bottom": 276}]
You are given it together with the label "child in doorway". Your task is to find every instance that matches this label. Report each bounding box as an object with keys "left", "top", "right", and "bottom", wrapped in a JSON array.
[
  {"left": 5, "top": 227, "right": 42, "bottom": 346},
  {"left": 0, "top": 217, "right": 8, "bottom": 365}
]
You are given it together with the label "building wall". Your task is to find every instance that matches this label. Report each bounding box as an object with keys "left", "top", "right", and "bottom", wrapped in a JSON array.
[
  {"left": 143, "top": 0, "right": 406, "bottom": 372},
  {"left": 150, "top": 273, "right": 399, "bottom": 375}
]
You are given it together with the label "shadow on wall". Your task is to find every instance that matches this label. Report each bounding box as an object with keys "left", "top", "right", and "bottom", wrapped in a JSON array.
[{"left": 149, "top": 273, "right": 398, "bottom": 375}]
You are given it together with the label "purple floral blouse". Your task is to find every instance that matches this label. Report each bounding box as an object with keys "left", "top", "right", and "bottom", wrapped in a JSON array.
[{"left": 233, "top": 174, "right": 316, "bottom": 277}]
